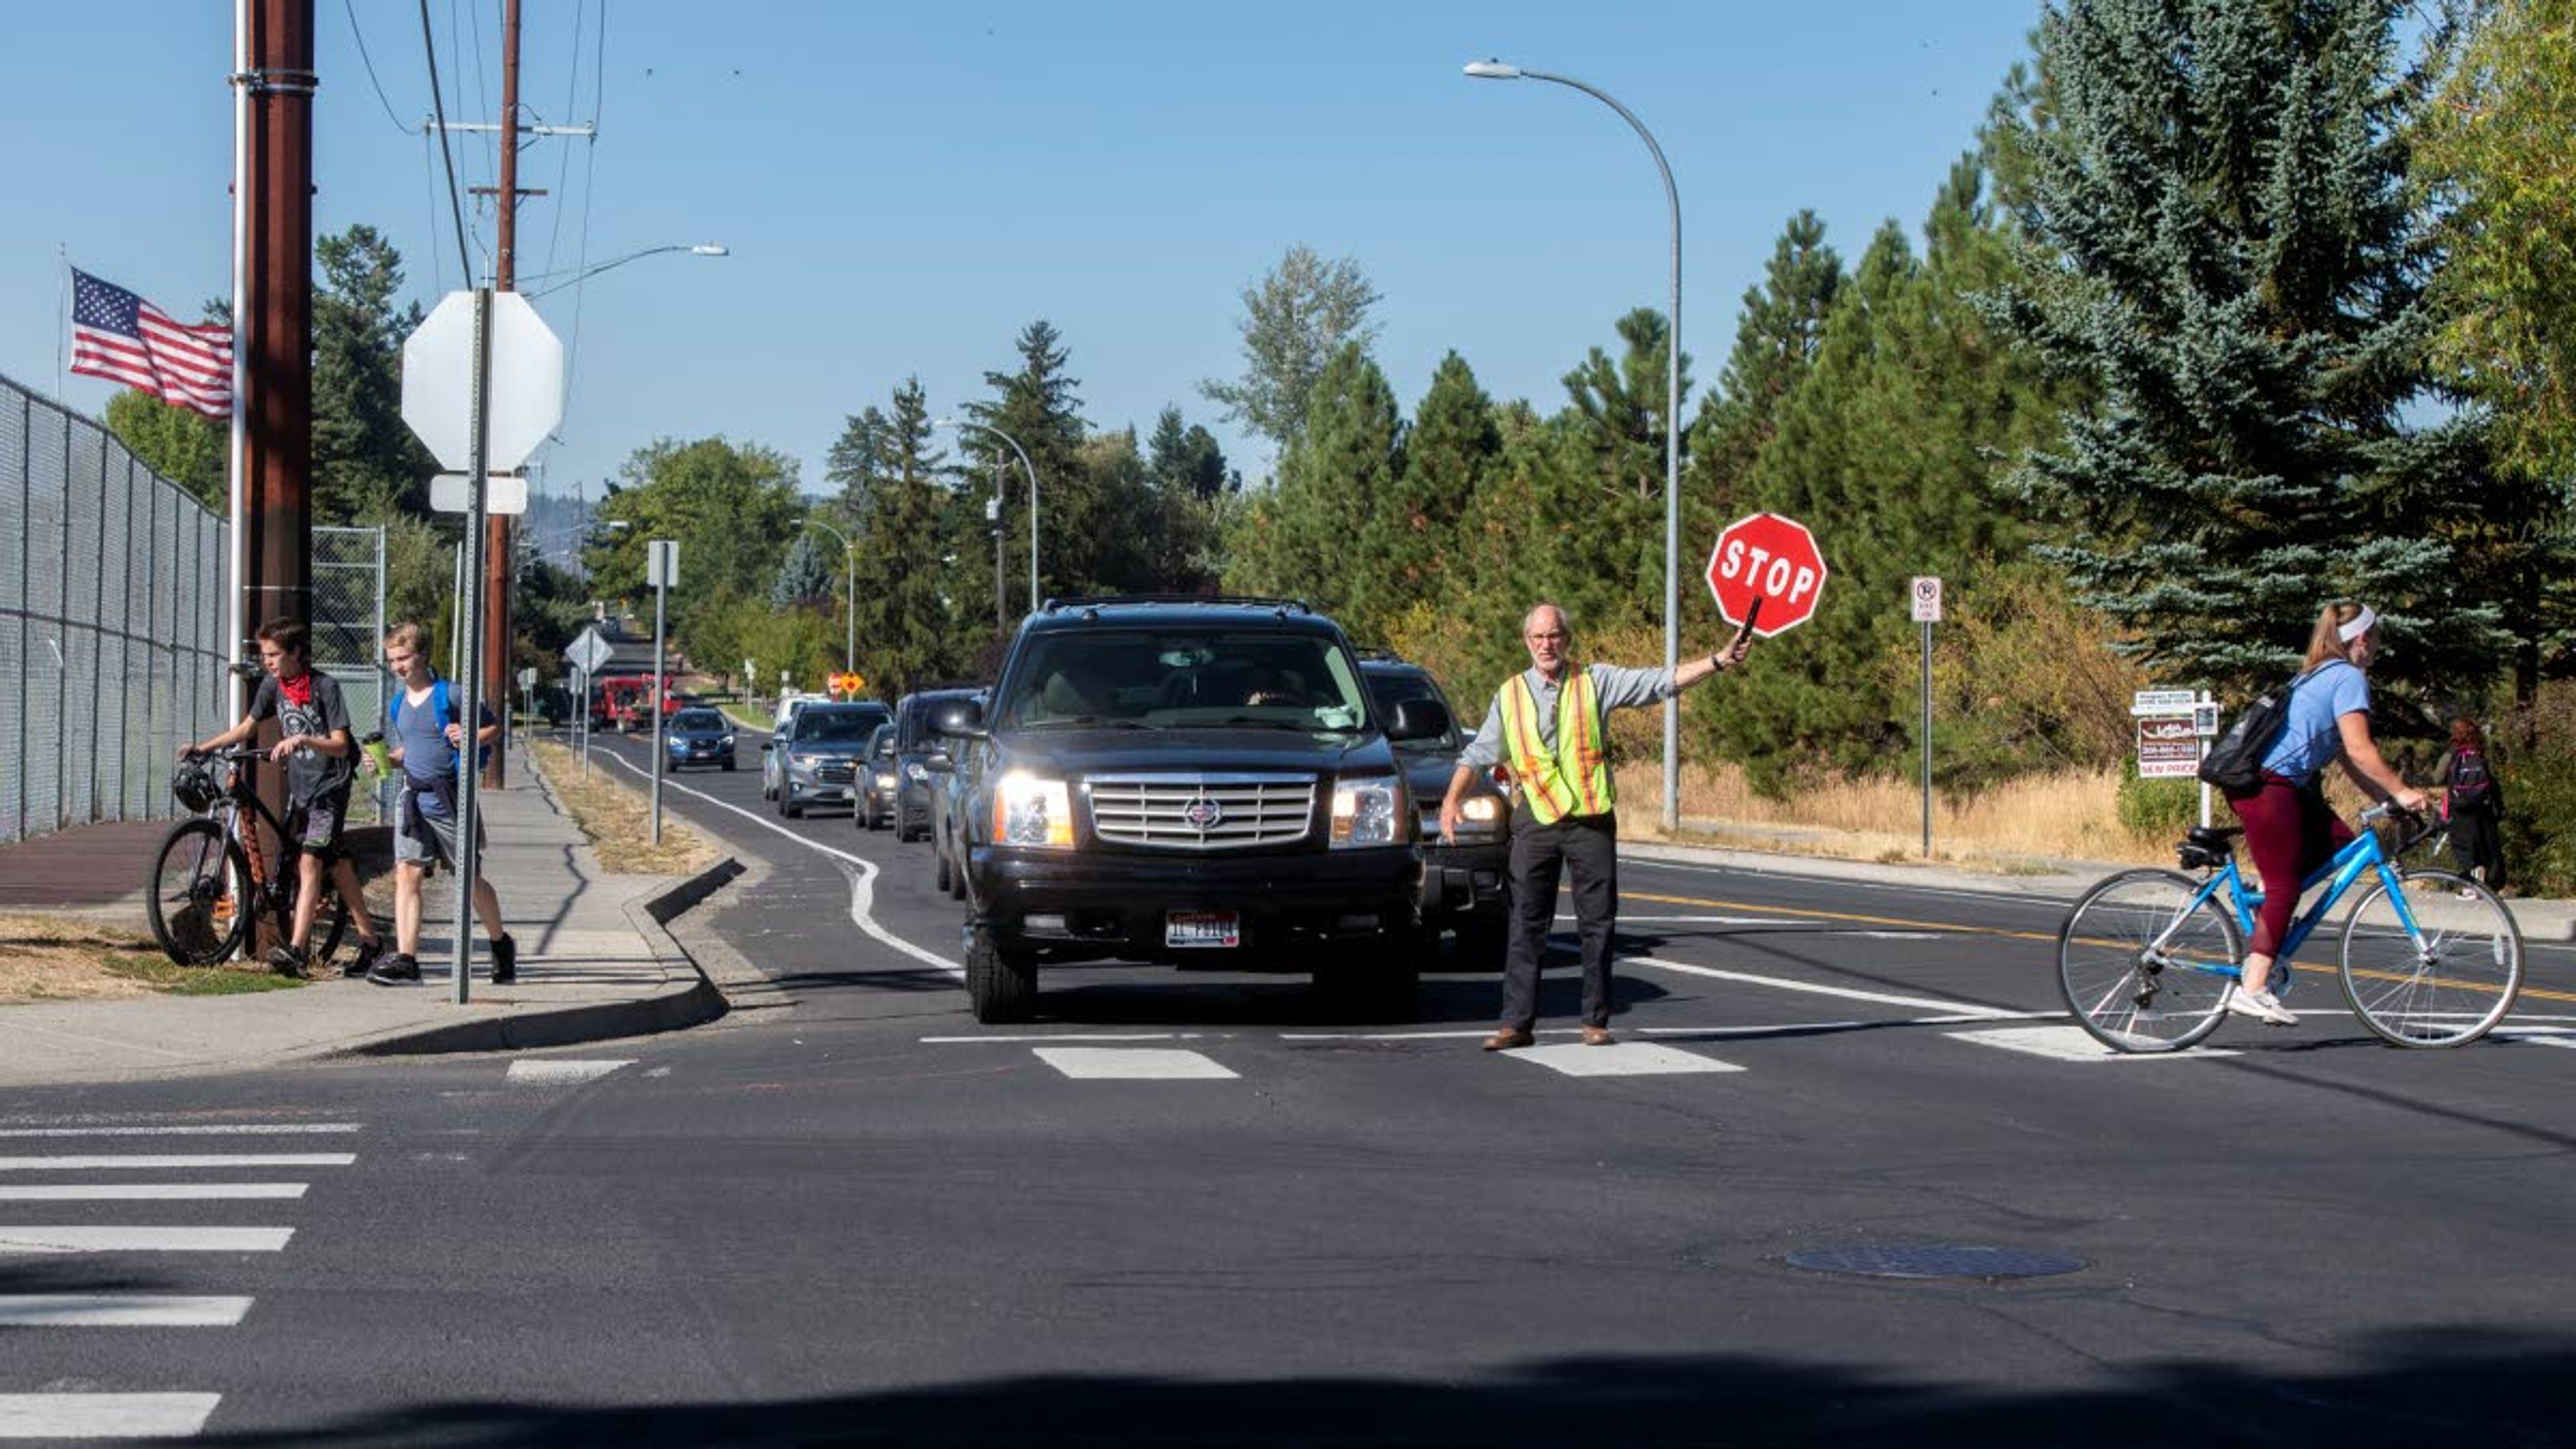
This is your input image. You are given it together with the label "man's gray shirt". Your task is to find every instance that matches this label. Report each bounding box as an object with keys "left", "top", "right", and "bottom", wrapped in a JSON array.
[{"left": 1456, "top": 663, "right": 1679, "bottom": 772}]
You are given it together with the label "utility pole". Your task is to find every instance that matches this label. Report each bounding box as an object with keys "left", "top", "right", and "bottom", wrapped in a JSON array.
[
  {"left": 232, "top": 0, "right": 317, "bottom": 661},
  {"left": 473, "top": 0, "right": 530, "bottom": 790}
]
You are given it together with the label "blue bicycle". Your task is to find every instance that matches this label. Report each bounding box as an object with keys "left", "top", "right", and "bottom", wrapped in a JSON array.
[{"left": 2059, "top": 802, "right": 2523, "bottom": 1052}]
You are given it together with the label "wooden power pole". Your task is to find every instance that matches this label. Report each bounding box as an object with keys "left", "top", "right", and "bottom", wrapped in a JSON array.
[
  {"left": 236, "top": 0, "right": 317, "bottom": 648},
  {"left": 473, "top": 0, "right": 533, "bottom": 788}
]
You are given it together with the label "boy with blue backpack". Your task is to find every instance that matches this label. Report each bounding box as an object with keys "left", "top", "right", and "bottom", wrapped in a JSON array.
[{"left": 368, "top": 622, "right": 517, "bottom": 987}]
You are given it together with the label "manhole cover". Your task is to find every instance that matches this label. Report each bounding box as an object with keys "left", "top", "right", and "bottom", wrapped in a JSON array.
[{"left": 1782, "top": 1245, "right": 2086, "bottom": 1281}]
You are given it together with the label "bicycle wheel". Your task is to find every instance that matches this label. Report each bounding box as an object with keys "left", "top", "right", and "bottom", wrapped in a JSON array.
[
  {"left": 2059, "top": 868, "right": 2242, "bottom": 1053},
  {"left": 2339, "top": 869, "right": 2523, "bottom": 1048},
  {"left": 146, "top": 818, "right": 250, "bottom": 966}
]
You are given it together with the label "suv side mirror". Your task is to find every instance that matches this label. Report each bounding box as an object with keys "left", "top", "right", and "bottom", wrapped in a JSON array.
[
  {"left": 933, "top": 699, "right": 987, "bottom": 740},
  {"left": 1385, "top": 697, "right": 1452, "bottom": 743},
  {"left": 925, "top": 749, "right": 955, "bottom": 773}
]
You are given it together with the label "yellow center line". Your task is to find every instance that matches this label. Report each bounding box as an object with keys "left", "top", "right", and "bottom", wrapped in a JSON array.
[{"left": 1623, "top": 889, "right": 2573, "bottom": 1005}]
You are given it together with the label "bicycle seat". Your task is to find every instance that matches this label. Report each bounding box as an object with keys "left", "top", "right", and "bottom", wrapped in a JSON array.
[
  {"left": 2176, "top": 824, "right": 2240, "bottom": 871},
  {"left": 2186, "top": 825, "right": 2242, "bottom": 848}
]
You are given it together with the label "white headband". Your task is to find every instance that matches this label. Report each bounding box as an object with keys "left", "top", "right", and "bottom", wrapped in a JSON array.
[{"left": 2337, "top": 605, "right": 2378, "bottom": 643}]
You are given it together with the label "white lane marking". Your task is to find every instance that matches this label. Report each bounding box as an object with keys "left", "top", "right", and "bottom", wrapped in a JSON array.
[
  {"left": 0, "top": 1393, "right": 223, "bottom": 1438},
  {"left": 2497, "top": 1028, "right": 2576, "bottom": 1049},
  {"left": 922, "top": 1032, "right": 1204, "bottom": 1044},
  {"left": 0, "top": 1124, "right": 359, "bottom": 1137},
  {"left": 1554, "top": 914, "right": 1792, "bottom": 925},
  {"left": 1635, "top": 1011, "right": 2065, "bottom": 1036},
  {"left": 0, "top": 1155, "right": 354, "bottom": 1171},
  {"left": 1507, "top": 1042, "right": 1744, "bottom": 1077},
  {"left": 1033, "top": 1048, "right": 1240, "bottom": 1080},
  {"left": 599, "top": 749, "right": 965, "bottom": 977},
  {"left": 1617, "top": 953, "right": 2023, "bottom": 1020},
  {"left": 0, "top": 1226, "right": 294, "bottom": 1254},
  {"left": 0, "top": 1183, "right": 307, "bottom": 1201},
  {"left": 505, "top": 1059, "right": 633, "bottom": 1085},
  {"left": 1852, "top": 931, "right": 1948, "bottom": 941},
  {"left": 1949, "top": 1026, "right": 2239, "bottom": 1061},
  {"left": 0, "top": 1295, "right": 254, "bottom": 1327}
]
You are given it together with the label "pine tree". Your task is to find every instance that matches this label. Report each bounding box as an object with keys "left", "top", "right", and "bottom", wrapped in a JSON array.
[
  {"left": 1261, "top": 344, "right": 1405, "bottom": 629},
  {"left": 1358, "top": 352, "right": 1499, "bottom": 639},
  {"left": 1146, "top": 405, "right": 1231, "bottom": 500},
  {"left": 768, "top": 531, "right": 837, "bottom": 613},
  {"left": 847, "top": 378, "right": 955, "bottom": 692},
  {"left": 1558, "top": 308, "right": 1692, "bottom": 606},
  {"left": 963, "top": 321, "right": 1089, "bottom": 602},
  {"left": 1688, "top": 211, "right": 1843, "bottom": 531},
  {"left": 311, "top": 225, "right": 434, "bottom": 522},
  {"left": 1985, "top": 0, "right": 2506, "bottom": 700}
]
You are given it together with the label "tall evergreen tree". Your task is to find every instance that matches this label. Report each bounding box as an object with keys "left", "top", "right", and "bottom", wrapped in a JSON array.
[
  {"left": 311, "top": 225, "right": 433, "bottom": 522},
  {"left": 1687, "top": 211, "right": 1843, "bottom": 530},
  {"left": 1986, "top": 0, "right": 2505, "bottom": 700},
  {"left": 1558, "top": 309, "right": 1692, "bottom": 606},
  {"left": 824, "top": 407, "right": 894, "bottom": 522},
  {"left": 847, "top": 378, "right": 954, "bottom": 692},
  {"left": 1359, "top": 352, "right": 1500, "bottom": 636},
  {"left": 1146, "top": 405, "right": 1232, "bottom": 500},
  {"left": 1250, "top": 344, "right": 1405, "bottom": 628},
  {"left": 769, "top": 531, "right": 837, "bottom": 613},
  {"left": 963, "top": 321, "right": 1089, "bottom": 602}
]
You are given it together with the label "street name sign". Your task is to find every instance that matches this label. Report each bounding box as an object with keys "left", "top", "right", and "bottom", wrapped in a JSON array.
[{"left": 429, "top": 474, "right": 529, "bottom": 516}]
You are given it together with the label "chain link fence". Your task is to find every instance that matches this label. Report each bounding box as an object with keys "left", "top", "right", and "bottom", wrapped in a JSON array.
[
  {"left": 1, "top": 372, "right": 233, "bottom": 844},
  {"left": 312, "top": 524, "right": 388, "bottom": 822}
]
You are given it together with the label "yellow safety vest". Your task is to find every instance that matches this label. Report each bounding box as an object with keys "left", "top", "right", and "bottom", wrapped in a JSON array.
[{"left": 1499, "top": 669, "right": 1613, "bottom": 826}]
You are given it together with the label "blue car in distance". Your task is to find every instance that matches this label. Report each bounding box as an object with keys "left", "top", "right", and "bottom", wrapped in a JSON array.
[{"left": 663, "top": 707, "right": 737, "bottom": 771}]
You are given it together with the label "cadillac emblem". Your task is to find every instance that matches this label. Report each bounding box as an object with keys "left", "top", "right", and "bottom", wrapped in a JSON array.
[{"left": 1181, "top": 796, "right": 1226, "bottom": 830}]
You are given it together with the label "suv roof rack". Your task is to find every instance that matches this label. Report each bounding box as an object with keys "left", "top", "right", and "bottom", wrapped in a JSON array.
[
  {"left": 1039, "top": 594, "right": 1313, "bottom": 616},
  {"left": 1352, "top": 646, "right": 1407, "bottom": 663}
]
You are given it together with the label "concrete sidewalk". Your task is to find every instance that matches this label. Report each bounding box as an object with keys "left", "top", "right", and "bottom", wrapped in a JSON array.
[{"left": 0, "top": 746, "right": 738, "bottom": 1087}]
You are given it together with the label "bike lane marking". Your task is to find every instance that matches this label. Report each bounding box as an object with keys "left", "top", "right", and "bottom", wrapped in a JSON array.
[{"left": 597, "top": 749, "right": 965, "bottom": 979}]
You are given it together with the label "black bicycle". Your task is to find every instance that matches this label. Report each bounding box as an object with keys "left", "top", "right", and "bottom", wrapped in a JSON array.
[{"left": 145, "top": 746, "right": 368, "bottom": 969}]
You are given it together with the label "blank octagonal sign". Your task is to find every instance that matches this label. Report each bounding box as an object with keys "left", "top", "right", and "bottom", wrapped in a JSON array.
[{"left": 399, "top": 290, "right": 565, "bottom": 474}]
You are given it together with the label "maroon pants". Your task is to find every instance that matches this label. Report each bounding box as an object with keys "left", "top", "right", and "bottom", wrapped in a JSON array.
[{"left": 2226, "top": 777, "right": 2354, "bottom": 959}]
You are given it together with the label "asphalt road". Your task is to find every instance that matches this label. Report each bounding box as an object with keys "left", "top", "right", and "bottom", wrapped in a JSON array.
[{"left": 8, "top": 722, "right": 2573, "bottom": 1446}]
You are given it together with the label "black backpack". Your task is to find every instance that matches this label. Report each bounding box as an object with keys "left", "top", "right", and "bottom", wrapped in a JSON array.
[
  {"left": 2198, "top": 667, "right": 2324, "bottom": 793},
  {"left": 2449, "top": 747, "right": 2494, "bottom": 810}
]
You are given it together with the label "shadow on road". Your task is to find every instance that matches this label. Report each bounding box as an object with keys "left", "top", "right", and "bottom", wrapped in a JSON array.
[{"left": 200, "top": 1334, "right": 2576, "bottom": 1446}]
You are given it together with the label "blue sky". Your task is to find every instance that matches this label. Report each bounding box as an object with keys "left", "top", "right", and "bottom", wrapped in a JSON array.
[{"left": 2, "top": 1, "right": 2044, "bottom": 503}]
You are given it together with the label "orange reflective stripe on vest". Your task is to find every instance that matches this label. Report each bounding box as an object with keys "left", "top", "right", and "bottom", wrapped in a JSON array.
[{"left": 1499, "top": 670, "right": 1615, "bottom": 826}]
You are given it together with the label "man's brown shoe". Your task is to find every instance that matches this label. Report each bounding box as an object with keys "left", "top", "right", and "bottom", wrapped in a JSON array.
[
  {"left": 1481, "top": 1027, "right": 1536, "bottom": 1052},
  {"left": 1580, "top": 1025, "right": 1616, "bottom": 1046}
]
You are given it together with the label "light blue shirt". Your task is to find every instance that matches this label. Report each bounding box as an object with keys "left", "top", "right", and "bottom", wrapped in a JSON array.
[
  {"left": 2257, "top": 660, "right": 2370, "bottom": 786},
  {"left": 1456, "top": 663, "right": 1679, "bottom": 772}
]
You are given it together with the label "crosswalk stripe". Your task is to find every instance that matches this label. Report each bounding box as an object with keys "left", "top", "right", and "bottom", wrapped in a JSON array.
[
  {"left": 1619, "top": 953, "right": 2023, "bottom": 1020},
  {"left": 0, "top": 1295, "right": 254, "bottom": 1327},
  {"left": 1505, "top": 1042, "right": 1744, "bottom": 1077},
  {"left": 505, "top": 1059, "right": 633, "bottom": 1085},
  {"left": 1033, "top": 1047, "right": 1240, "bottom": 1080},
  {"left": 0, "top": 1124, "right": 358, "bottom": 1138},
  {"left": 1947, "top": 1025, "right": 2240, "bottom": 1061},
  {"left": 0, "top": 1226, "right": 293, "bottom": 1254},
  {"left": 0, "top": 1393, "right": 223, "bottom": 1438},
  {"left": 0, "top": 1155, "right": 354, "bottom": 1171},
  {"left": 0, "top": 1183, "right": 307, "bottom": 1201}
]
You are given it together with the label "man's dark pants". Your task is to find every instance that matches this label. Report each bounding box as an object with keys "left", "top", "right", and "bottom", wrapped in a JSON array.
[{"left": 1498, "top": 803, "right": 1619, "bottom": 1030}]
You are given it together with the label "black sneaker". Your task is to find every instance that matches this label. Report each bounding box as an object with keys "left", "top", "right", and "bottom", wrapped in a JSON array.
[
  {"left": 342, "top": 937, "right": 384, "bottom": 979},
  {"left": 490, "top": 934, "right": 519, "bottom": 985},
  {"left": 266, "top": 944, "right": 309, "bottom": 979},
  {"left": 366, "top": 953, "right": 421, "bottom": 986}
]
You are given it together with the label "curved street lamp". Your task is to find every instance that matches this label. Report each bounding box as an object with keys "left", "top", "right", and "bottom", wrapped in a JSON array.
[
  {"left": 799, "top": 517, "right": 858, "bottom": 673},
  {"left": 523, "top": 243, "right": 729, "bottom": 299},
  {"left": 932, "top": 418, "right": 1040, "bottom": 614},
  {"left": 1465, "top": 58, "right": 1685, "bottom": 834}
]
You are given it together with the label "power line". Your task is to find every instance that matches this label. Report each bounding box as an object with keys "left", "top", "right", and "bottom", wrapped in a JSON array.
[
  {"left": 540, "top": 0, "right": 589, "bottom": 282},
  {"left": 340, "top": 0, "right": 417, "bottom": 136},
  {"left": 416, "top": 0, "right": 476, "bottom": 288}
]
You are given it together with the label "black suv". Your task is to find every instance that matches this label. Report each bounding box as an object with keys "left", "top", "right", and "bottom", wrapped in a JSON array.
[
  {"left": 890, "top": 687, "right": 979, "bottom": 843},
  {"left": 1359, "top": 655, "right": 1511, "bottom": 968},
  {"left": 936, "top": 597, "right": 1451, "bottom": 1024}
]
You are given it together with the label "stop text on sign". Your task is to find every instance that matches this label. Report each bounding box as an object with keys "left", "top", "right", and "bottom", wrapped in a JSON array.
[{"left": 1705, "top": 512, "right": 1829, "bottom": 637}]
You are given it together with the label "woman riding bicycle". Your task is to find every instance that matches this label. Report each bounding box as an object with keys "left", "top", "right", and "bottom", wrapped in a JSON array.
[{"left": 2222, "top": 601, "right": 2428, "bottom": 1025}]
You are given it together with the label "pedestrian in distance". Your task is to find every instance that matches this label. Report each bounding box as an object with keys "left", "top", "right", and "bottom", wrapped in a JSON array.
[
  {"left": 2434, "top": 717, "right": 2508, "bottom": 896},
  {"left": 2219, "top": 601, "right": 2427, "bottom": 1026},
  {"left": 1440, "top": 602, "right": 1754, "bottom": 1051},
  {"left": 368, "top": 622, "right": 517, "bottom": 987},
  {"left": 182, "top": 619, "right": 385, "bottom": 978}
]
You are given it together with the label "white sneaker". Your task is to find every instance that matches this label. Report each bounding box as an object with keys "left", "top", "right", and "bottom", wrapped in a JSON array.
[{"left": 2226, "top": 985, "right": 2299, "bottom": 1026}]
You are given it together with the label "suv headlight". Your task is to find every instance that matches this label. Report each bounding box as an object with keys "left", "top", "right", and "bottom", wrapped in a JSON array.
[
  {"left": 1332, "top": 774, "right": 1405, "bottom": 847},
  {"left": 905, "top": 762, "right": 930, "bottom": 782},
  {"left": 1462, "top": 796, "right": 1501, "bottom": 823},
  {"left": 719, "top": 735, "right": 735, "bottom": 749},
  {"left": 994, "top": 771, "right": 1074, "bottom": 849}
]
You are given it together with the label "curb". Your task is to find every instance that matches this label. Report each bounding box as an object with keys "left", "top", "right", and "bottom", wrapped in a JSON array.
[{"left": 336, "top": 855, "right": 743, "bottom": 1058}]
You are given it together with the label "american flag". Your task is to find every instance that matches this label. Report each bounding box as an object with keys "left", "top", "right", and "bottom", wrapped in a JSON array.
[{"left": 68, "top": 268, "right": 233, "bottom": 419}]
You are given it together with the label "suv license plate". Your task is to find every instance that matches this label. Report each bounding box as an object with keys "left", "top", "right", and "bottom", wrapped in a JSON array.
[{"left": 1166, "top": 910, "right": 1240, "bottom": 949}]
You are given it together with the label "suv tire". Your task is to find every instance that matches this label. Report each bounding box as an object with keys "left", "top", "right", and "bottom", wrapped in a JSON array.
[
  {"left": 934, "top": 848, "right": 952, "bottom": 895},
  {"left": 965, "top": 925, "right": 1036, "bottom": 1024}
]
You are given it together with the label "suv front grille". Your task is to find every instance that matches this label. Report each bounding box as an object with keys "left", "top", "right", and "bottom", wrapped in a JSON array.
[
  {"left": 1087, "top": 773, "right": 1316, "bottom": 850},
  {"left": 817, "top": 760, "right": 856, "bottom": 784}
]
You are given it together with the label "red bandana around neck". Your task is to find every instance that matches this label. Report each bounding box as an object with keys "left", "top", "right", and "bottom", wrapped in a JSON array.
[{"left": 278, "top": 673, "right": 315, "bottom": 709}]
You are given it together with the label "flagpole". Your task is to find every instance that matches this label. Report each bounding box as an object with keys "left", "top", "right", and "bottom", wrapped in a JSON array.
[
  {"left": 225, "top": 0, "right": 250, "bottom": 722},
  {"left": 54, "top": 246, "right": 68, "bottom": 404}
]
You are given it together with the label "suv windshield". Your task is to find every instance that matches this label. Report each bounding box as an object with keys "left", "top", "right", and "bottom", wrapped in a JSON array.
[
  {"left": 998, "top": 630, "right": 1369, "bottom": 733},
  {"left": 796, "top": 706, "right": 890, "bottom": 743},
  {"left": 1364, "top": 672, "right": 1462, "bottom": 753},
  {"left": 669, "top": 710, "right": 725, "bottom": 732}
]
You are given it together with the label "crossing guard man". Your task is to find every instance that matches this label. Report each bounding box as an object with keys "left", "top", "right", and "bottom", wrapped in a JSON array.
[{"left": 1440, "top": 602, "right": 1751, "bottom": 1051}]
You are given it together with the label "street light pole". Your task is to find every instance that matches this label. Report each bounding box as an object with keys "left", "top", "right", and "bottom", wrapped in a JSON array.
[
  {"left": 521, "top": 243, "right": 729, "bottom": 300},
  {"left": 933, "top": 419, "right": 1040, "bottom": 612},
  {"left": 800, "top": 517, "right": 858, "bottom": 671},
  {"left": 1465, "top": 58, "right": 1684, "bottom": 835}
]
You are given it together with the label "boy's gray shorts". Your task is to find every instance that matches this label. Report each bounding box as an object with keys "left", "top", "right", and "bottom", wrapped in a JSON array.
[{"left": 395, "top": 789, "right": 484, "bottom": 874}]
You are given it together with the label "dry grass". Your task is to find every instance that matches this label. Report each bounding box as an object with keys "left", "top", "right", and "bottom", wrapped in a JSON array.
[
  {"left": 0, "top": 912, "right": 301, "bottom": 1004},
  {"left": 1617, "top": 760, "right": 2179, "bottom": 873},
  {"left": 527, "top": 739, "right": 720, "bottom": 877}
]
